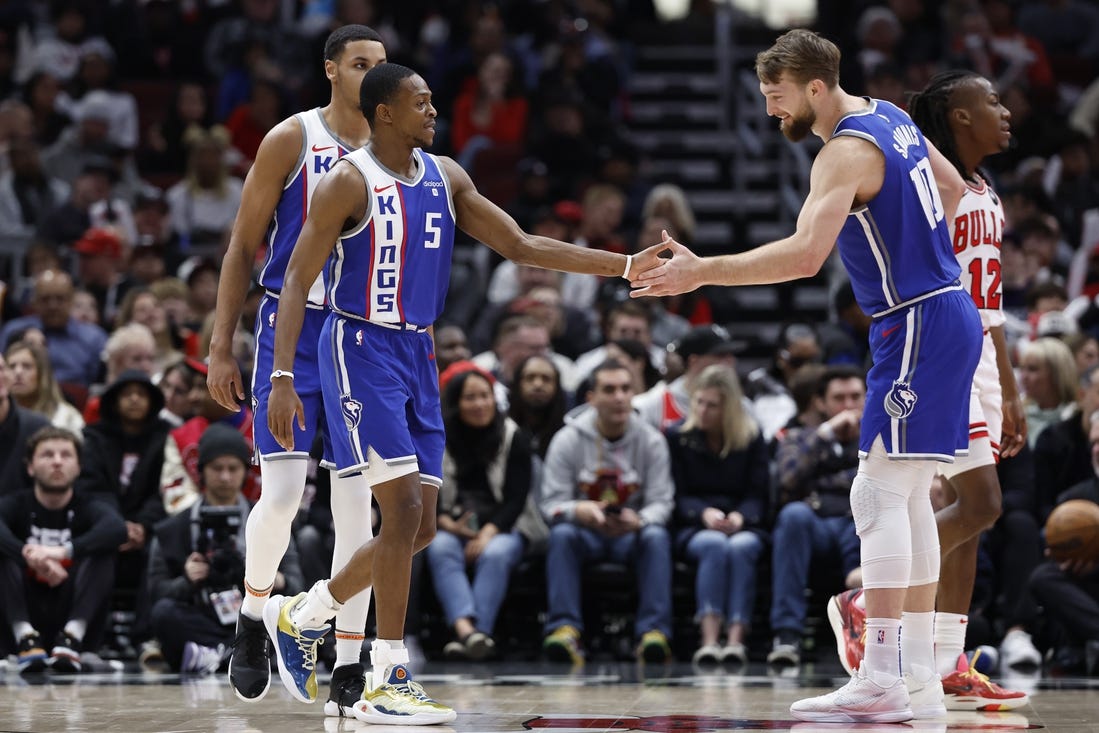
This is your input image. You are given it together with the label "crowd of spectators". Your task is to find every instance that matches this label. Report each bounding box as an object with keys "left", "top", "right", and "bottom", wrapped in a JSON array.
[{"left": 0, "top": 0, "right": 1097, "bottom": 677}]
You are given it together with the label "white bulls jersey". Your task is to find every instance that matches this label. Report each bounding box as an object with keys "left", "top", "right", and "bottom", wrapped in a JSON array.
[{"left": 952, "top": 175, "right": 1006, "bottom": 330}]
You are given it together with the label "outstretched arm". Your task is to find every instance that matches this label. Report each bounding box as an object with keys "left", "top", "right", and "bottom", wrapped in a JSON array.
[
  {"left": 268, "top": 162, "right": 367, "bottom": 451},
  {"left": 208, "top": 118, "right": 302, "bottom": 410},
  {"left": 440, "top": 157, "right": 628, "bottom": 278},
  {"left": 628, "top": 136, "right": 876, "bottom": 297}
]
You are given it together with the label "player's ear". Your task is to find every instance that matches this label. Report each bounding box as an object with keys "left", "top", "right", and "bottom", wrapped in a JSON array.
[
  {"left": 324, "top": 59, "right": 337, "bottom": 83},
  {"left": 952, "top": 107, "right": 972, "bottom": 127}
]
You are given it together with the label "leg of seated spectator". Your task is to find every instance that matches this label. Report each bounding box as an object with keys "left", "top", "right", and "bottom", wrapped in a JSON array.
[
  {"left": 725, "top": 531, "right": 765, "bottom": 645},
  {"left": 1029, "top": 560, "right": 1099, "bottom": 645},
  {"left": 623, "top": 525, "right": 673, "bottom": 640},
  {"left": 150, "top": 597, "right": 233, "bottom": 671},
  {"left": 66, "top": 554, "right": 115, "bottom": 649},
  {"left": 0, "top": 556, "right": 33, "bottom": 639},
  {"left": 769, "top": 502, "right": 828, "bottom": 639},
  {"left": 685, "top": 529, "right": 730, "bottom": 648},
  {"left": 426, "top": 530, "right": 476, "bottom": 636},
  {"left": 470, "top": 531, "right": 525, "bottom": 636},
  {"left": 998, "top": 509, "right": 1044, "bottom": 632},
  {"left": 543, "top": 523, "right": 602, "bottom": 636}
]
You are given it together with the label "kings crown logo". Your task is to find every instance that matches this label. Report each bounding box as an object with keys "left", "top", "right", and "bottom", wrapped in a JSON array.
[{"left": 884, "top": 380, "right": 918, "bottom": 419}]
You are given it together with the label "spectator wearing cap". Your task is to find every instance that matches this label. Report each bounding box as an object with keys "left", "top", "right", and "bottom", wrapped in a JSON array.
[
  {"left": 744, "top": 323, "right": 822, "bottom": 443},
  {"left": 160, "top": 358, "right": 259, "bottom": 515},
  {"left": 768, "top": 365, "right": 867, "bottom": 667},
  {"left": 633, "top": 324, "right": 739, "bottom": 432},
  {"left": 145, "top": 424, "right": 303, "bottom": 674},
  {"left": 0, "top": 135, "right": 70, "bottom": 242},
  {"left": 0, "top": 270, "right": 108, "bottom": 389},
  {"left": 74, "top": 227, "right": 130, "bottom": 326}
]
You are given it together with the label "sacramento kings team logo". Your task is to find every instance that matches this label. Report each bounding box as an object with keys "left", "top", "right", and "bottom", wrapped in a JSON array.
[
  {"left": 884, "top": 380, "right": 918, "bottom": 419},
  {"left": 341, "top": 394, "right": 363, "bottom": 430}
]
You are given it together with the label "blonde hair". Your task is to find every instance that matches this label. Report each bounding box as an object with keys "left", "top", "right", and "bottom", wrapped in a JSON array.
[
  {"left": 1022, "top": 336, "right": 1078, "bottom": 407},
  {"left": 182, "top": 124, "right": 231, "bottom": 195},
  {"left": 681, "top": 364, "right": 759, "bottom": 456},
  {"left": 641, "top": 183, "right": 697, "bottom": 244},
  {"left": 5, "top": 340, "right": 66, "bottom": 416},
  {"left": 755, "top": 29, "right": 841, "bottom": 88}
]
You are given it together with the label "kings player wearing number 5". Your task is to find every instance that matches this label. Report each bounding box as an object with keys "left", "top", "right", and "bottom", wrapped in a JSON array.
[
  {"left": 627, "top": 31, "right": 983, "bottom": 723},
  {"left": 827, "top": 71, "right": 1031, "bottom": 713},
  {"left": 264, "top": 63, "right": 633, "bottom": 725}
]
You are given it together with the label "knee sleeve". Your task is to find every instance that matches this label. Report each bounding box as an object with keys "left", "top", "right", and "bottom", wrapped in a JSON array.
[
  {"left": 852, "top": 448, "right": 938, "bottom": 590},
  {"left": 907, "top": 484, "right": 940, "bottom": 586},
  {"left": 330, "top": 470, "right": 374, "bottom": 635},
  {"left": 245, "top": 458, "right": 308, "bottom": 587}
]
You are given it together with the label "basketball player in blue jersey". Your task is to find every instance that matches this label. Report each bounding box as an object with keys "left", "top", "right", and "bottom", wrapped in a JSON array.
[
  {"left": 206, "top": 25, "right": 386, "bottom": 714},
  {"left": 630, "top": 30, "right": 983, "bottom": 723},
  {"left": 262, "top": 63, "right": 632, "bottom": 725}
]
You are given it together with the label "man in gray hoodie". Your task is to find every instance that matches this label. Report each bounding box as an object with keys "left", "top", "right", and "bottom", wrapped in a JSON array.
[{"left": 539, "top": 359, "right": 675, "bottom": 663}]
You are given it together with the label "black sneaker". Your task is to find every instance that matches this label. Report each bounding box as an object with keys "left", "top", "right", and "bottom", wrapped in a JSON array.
[
  {"left": 229, "top": 613, "right": 272, "bottom": 702},
  {"left": 17, "top": 632, "right": 48, "bottom": 675},
  {"left": 324, "top": 662, "right": 365, "bottom": 718},
  {"left": 49, "top": 631, "right": 82, "bottom": 674}
]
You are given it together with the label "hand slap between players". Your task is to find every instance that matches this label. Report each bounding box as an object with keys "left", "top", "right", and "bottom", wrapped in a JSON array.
[
  {"left": 267, "top": 380, "right": 306, "bottom": 452},
  {"left": 627, "top": 229, "right": 702, "bottom": 297}
]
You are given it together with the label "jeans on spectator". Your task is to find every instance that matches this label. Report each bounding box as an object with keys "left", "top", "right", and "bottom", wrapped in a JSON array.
[
  {"left": 544, "top": 522, "right": 673, "bottom": 639},
  {"left": 426, "top": 528, "right": 525, "bottom": 635},
  {"left": 150, "top": 597, "right": 233, "bottom": 671},
  {"left": 683, "top": 528, "right": 765, "bottom": 625},
  {"left": 0, "top": 553, "right": 114, "bottom": 651},
  {"left": 769, "top": 501, "right": 859, "bottom": 634}
]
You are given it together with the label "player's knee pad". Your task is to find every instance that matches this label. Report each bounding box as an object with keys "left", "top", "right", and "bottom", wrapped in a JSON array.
[
  {"left": 907, "top": 485, "right": 940, "bottom": 586},
  {"left": 256, "top": 456, "right": 308, "bottom": 520},
  {"left": 851, "top": 473, "right": 912, "bottom": 589}
]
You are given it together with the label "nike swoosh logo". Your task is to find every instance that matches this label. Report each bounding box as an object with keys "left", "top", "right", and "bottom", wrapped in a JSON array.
[
  {"left": 882, "top": 324, "right": 902, "bottom": 338},
  {"left": 312, "top": 144, "right": 335, "bottom": 152},
  {"left": 373, "top": 184, "right": 394, "bottom": 193}
]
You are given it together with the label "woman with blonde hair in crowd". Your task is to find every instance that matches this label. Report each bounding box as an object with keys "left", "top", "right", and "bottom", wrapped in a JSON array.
[
  {"left": 5, "top": 340, "right": 84, "bottom": 432},
  {"left": 666, "top": 364, "right": 770, "bottom": 667},
  {"left": 115, "top": 286, "right": 183, "bottom": 378},
  {"left": 1018, "top": 336, "right": 1079, "bottom": 446}
]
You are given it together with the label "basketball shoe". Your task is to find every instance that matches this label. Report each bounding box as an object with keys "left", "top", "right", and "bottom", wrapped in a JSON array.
[
  {"left": 352, "top": 663, "right": 457, "bottom": 725},
  {"left": 325, "top": 662, "right": 366, "bottom": 718},
  {"left": 543, "top": 625, "right": 585, "bottom": 665},
  {"left": 903, "top": 663, "right": 946, "bottom": 719},
  {"left": 229, "top": 613, "right": 272, "bottom": 701},
  {"left": 827, "top": 588, "right": 866, "bottom": 676},
  {"left": 48, "top": 630, "right": 81, "bottom": 674},
  {"left": 16, "top": 632, "right": 47, "bottom": 675},
  {"left": 941, "top": 651, "right": 1029, "bottom": 711},
  {"left": 790, "top": 667, "right": 912, "bottom": 723},
  {"left": 263, "top": 592, "right": 330, "bottom": 703}
]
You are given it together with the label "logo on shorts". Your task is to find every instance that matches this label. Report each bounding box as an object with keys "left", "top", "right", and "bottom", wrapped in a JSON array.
[
  {"left": 268, "top": 311, "right": 276, "bottom": 328},
  {"left": 341, "top": 394, "right": 363, "bottom": 430},
  {"left": 884, "top": 380, "right": 918, "bottom": 419},
  {"left": 356, "top": 329, "right": 363, "bottom": 347}
]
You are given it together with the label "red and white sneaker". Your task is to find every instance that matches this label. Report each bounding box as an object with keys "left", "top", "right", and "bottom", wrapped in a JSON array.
[
  {"left": 827, "top": 588, "right": 865, "bottom": 676},
  {"left": 941, "top": 651, "right": 1029, "bottom": 711}
]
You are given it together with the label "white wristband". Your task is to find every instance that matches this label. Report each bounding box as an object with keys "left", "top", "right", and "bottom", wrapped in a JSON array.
[
  {"left": 270, "top": 370, "right": 295, "bottom": 382},
  {"left": 622, "top": 254, "right": 633, "bottom": 279}
]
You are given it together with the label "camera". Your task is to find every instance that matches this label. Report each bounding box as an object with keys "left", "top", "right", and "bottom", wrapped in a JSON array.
[{"left": 194, "top": 505, "right": 245, "bottom": 591}]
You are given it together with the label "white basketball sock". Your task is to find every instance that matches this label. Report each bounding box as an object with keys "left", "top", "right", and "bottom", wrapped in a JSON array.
[
  {"left": 864, "top": 618, "right": 902, "bottom": 679},
  {"left": 901, "top": 611, "right": 936, "bottom": 676},
  {"left": 330, "top": 469, "right": 374, "bottom": 670},
  {"left": 934, "top": 612, "right": 968, "bottom": 676}
]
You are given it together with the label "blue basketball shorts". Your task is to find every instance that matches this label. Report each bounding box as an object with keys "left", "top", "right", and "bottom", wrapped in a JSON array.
[
  {"left": 860, "top": 288, "right": 983, "bottom": 461},
  {"left": 251, "top": 294, "right": 331, "bottom": 462},
  {"left": 318, "top": 314, "right": 444, "bottom": 485}
]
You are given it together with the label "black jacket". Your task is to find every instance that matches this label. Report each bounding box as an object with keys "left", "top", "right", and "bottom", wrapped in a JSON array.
[
  {"left": 0, "top": 489, "right": 126, "bottom": 564},
  {"left": 0, "top": 397, "right": 51, "bottom": 498},
  {"left": 77, "top": 417, "right": 172, "bottom": 532}
]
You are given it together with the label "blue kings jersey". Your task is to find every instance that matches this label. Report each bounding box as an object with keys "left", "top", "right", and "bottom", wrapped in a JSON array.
[
  {"left": 327, "top": 147, "right": 456, "bottom": 326},
  {"left": 833, "top": 99, "right": 962, "bottom": 317},
  {"left": 257, "top": 109, "right": 353, "bottom": 305}
]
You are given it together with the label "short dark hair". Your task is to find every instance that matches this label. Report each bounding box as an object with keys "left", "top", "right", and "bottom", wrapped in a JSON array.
[
  {"left": 756, "top": 29, "right": 841, "bottom": 88},
  {"left": 590, "top": 358, "right": 632, "bottom": 390},
  {"left": 359, "top": 63, "right": 417, "bottom": 127},
  {"left": 817, "top": 364, "right": 865, "bottom": 397},
  {"left": 25, "top": 425, "right": 82, "bottom": 463},
  {"left": 324, "top": 24, "right": 384, "bottom": 63}
]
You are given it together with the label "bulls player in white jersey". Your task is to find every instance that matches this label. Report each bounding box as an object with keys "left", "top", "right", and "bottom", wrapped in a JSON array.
[
  {"left": 206, "top": 26, "right": 386, "bottom": 715},
  {"left": 828, "top": 70, "right": 1031, "bottom": 712}
]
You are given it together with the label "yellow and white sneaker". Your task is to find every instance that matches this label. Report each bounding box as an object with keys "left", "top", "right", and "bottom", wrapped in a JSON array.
[
  {"left": 262, "top": 593, "right": 329, "bottom": 704},
  {"left": 352, "top": 663, "right": 456, "bottom": 725}
]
